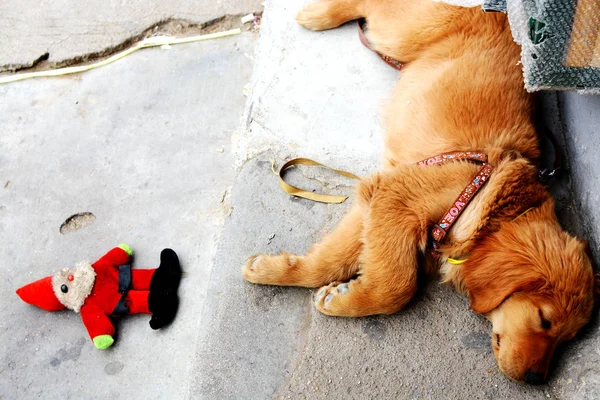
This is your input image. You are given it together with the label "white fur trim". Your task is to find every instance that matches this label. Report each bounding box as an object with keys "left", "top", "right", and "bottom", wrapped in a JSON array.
[{"left": 52, "top": 261, "right": 96, "bottom": 313}]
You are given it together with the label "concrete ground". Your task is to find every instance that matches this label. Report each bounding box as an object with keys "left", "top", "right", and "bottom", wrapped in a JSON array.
[
  {"left": 1, "top": 0, "right": 600, "bottom": 399},
  {"left": 0, "top": 26, "right": 257, "bottom": 400}
]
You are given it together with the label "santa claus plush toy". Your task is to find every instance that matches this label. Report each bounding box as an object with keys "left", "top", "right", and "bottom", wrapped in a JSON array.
[{"left": 16, "top": 244, "right": 181, "bottom": 349}]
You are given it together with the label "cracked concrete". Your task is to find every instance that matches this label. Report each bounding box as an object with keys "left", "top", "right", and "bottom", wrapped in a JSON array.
[
  {"left": 0, "top": 15, "right": 257, "bottom": 75},
  {"left": 0, "top": 0, "right": 263, "bottom": 70},
  {"left": 0, "top": 29, "right": 257, "bottom": 399}
]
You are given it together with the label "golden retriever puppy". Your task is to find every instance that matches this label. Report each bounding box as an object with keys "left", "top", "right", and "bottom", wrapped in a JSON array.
[{"left": 242, "top": 0, "right": 597, "bottom": 383}]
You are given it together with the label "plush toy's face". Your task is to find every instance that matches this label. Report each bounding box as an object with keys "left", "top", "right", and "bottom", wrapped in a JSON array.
[{"left": 52, "top": 262, "right": 96, "bottom": 312}]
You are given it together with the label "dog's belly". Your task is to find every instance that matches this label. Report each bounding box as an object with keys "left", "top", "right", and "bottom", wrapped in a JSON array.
[{"left": 382, "top": 59, "right": 456, "bottom": 169}]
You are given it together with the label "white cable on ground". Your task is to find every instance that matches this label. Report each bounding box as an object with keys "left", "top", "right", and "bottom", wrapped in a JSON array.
[{"left": 0, "top": 28, "right": 242, "bottom": 85}]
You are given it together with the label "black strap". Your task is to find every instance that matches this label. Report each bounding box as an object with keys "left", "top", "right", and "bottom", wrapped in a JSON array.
[
  {"left": 535, "top": 111, "right": 564, "bottom": 183},
  {"left": 112, "top": 264, "right": 132, "bottom": 316}
]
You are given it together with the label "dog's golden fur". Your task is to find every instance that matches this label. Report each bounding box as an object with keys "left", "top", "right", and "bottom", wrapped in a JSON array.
[{"left": 242, "top": 0, "right": 597, "bottom": 382}]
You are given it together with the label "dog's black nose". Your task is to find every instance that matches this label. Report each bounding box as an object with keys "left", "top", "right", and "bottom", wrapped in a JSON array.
[{"left": 524, "top": 370, "right": 546, "bottom": 385}]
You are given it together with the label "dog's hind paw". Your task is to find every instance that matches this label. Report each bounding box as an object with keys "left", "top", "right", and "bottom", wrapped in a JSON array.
[
  {"left": 297, "top": 2, "right": 339, "bottom": 31},
  {"left": 314, "top": 281, "right": 352, "bottom": 315}
]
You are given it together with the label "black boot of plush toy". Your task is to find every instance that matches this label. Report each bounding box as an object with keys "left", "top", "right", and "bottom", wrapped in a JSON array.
[{"left": 148, "top": 248, "right": 182, "bottom": 330}]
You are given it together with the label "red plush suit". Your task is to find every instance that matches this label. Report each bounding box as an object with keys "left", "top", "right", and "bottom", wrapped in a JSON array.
[{"left": 80, "top": 246, "right": 153, "bottom": 343}]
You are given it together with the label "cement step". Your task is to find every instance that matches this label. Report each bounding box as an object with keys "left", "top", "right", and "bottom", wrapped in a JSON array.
[{"left": 189, "top": 1, "right": 600, "bottom": 398}]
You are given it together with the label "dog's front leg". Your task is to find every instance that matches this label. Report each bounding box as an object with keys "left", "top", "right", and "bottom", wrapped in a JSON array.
[
  {"left": 313, "top": 177, "right": 423, "bottom": 317},
  {"left": 242, "top": 204, "right": 365, "bottom": 288}
]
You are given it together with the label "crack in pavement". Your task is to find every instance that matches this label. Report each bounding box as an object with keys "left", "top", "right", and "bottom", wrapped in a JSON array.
[{"left": 0, "top": 13, "right": 262, "bottom": 74}]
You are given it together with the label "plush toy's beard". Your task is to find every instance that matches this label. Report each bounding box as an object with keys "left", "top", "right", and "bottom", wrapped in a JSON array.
[{"left": 52, "top": 261, "right": 96, "bottom": 313}]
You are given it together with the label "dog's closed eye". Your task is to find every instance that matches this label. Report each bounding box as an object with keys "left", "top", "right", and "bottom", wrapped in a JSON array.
[{"left": 539, "top": 309, "right": 552, "bottom": 330}]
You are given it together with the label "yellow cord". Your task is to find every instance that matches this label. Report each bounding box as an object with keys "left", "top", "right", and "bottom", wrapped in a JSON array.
[
  {"left": 513, "top": 207, "right": 534, "bottom": 221},
  {"left": 447, "top": 258, "right": 468, "bottom": 265}
]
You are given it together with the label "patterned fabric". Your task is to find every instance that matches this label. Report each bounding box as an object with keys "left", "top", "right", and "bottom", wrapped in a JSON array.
[
  {"left": 482, "top": 0, "right": 506, "bottom": 12},
  {"left": 439, "top": 0, "right": 600, "bottom": 92},
  {"left": 506, "top": 0, "right": 600, "bottom": 93},
  {"left": 415, "top": 152, "right": 494, "bottom": 257}
]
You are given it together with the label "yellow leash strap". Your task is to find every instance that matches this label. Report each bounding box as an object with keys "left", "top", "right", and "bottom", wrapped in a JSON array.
[{"left": 275, "top": 158, "right": 360, "bottom": 204}]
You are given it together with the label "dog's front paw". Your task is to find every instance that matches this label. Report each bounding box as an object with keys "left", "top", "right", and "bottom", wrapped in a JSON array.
[
  {"left": 242, "top": 254, "right": 268, "bottom": 284},
  {"left": 242, "top": 253, "right": 297, "bottom": 285}
]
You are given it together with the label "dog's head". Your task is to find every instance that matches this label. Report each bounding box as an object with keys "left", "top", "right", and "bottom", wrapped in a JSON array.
[{"left": 462, "top": 199, "right": 596, "bottom": 383}]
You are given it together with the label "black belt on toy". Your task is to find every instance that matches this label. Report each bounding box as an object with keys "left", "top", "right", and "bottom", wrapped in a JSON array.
[{"left": 112, "top": 264, "right": 132, "bottom": 315}]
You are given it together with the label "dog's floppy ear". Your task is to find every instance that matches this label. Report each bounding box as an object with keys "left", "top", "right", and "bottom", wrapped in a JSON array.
[
  {"left": 463, "top": 258, "right": 544, "bottom": 314},
  {"left": 462, "top": 225, "right": 545, "bottom": 314}
]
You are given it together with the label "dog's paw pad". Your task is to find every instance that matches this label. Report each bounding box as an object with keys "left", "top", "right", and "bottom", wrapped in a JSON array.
[
  {"left": 313, "top": 281, "right": 351, "bottom": 313},
  {"left": 314, "top": 283, "right": 336, "bottom": 307},
  {"left": 336, "top": 282, "right": 349, "bottom": 294},
  {"left": 314, "top": 288, "right": 326, "bottom": 303}
]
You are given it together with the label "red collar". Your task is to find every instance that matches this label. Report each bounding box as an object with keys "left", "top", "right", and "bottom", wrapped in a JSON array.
[
  {"left": 416, "top": 152, "right": 494, "bottom": 257},
  {"left": 357, "top": 20, "right": 404, "bottom": 70}
]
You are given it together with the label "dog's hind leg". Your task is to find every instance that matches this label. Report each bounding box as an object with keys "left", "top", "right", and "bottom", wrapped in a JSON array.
[
  {"left": 242, "top": 204, "right": 364, "bottom": 288},
  {"left": 298, "top": 0, "right": 475, "bottom": 65},
  {"left": 297, "top": 0, "right": 366, "bottom": 31}
]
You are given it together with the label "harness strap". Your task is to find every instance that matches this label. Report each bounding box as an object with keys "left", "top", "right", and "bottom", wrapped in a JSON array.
[
  {"left": 272, "top": 151, "right": 493, "bottom": 259},
  {"left": 415, "top": 152, "right": 494, "bottom": 256},
  {"left": 535, "top": 110, "right": 564, "bottom": 182}
]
